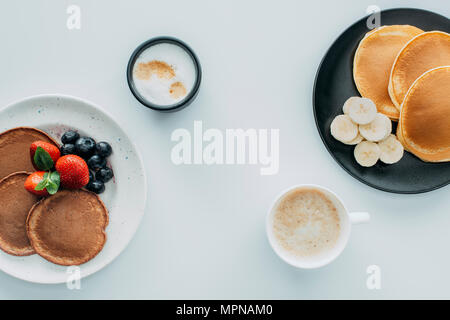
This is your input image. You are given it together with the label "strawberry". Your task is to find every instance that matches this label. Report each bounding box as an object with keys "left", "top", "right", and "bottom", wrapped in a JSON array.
[
  {"left": 55, "top": 155, "right": 90, "bottom": 189},
  {"left": 24, "top": 172, "right": 49, "bottom": 196},
  {"left": 30, "top": 141, "right": 60, "bottom": 170},
  {"left": 24, "top": 171, "right": 61, "bottom": 196}
]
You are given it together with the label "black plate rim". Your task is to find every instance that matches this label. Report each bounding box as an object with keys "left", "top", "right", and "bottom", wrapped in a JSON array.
[{"left": 312, "top": 7, "right": 450, "bottom": 194}]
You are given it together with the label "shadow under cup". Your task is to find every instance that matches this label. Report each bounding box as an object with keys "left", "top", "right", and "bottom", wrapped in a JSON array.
[{"left": 266, "top": 185, "right": 355, "bottom": 269}]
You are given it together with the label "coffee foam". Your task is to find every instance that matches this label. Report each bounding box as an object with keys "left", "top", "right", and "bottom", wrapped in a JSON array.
[
  {"left": 132, "top": 43, "right": 196, "bottom": 106},
  {"left": 272, "top": 188, "right": 341, "bottom": 258}
]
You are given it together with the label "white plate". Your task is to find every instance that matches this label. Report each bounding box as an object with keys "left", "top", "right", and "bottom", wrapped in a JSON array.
[{"left": 0, "top": 94, "right": 147, "bottom": 284}]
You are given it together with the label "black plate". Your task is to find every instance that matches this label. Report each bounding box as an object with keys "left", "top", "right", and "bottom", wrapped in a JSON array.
[{"left": 313, "top": 8, "right": 450, "bottom": 194}]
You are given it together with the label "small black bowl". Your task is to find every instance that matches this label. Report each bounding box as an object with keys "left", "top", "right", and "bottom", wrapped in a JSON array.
[{"left": 127, "top": 36, "right": 202, "bottom": 112}]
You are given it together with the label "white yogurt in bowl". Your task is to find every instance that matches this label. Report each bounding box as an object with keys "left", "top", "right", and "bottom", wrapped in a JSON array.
[{"left": 128, "top": 38, "right": 201, "bottom": 111}]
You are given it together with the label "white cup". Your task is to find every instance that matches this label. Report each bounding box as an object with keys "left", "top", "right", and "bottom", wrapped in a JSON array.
[{"left": 266, "top": 184, "right": 370, "bottom": 269}]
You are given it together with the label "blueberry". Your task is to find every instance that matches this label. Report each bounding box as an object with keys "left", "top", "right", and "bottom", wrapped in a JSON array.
[
  {"left": 61, "top": 131, "right": 80, "bottom": 144},
  {"left": 60, "top": 144, "right": 76, "bottom": 156},
  {"left": 86, "top": 181, "right": 105, "bottom": 194},
  {"left": 96, "top": 142, "right": 112, "bottom": 158},
  {"left": 89, "top": 170, "right": 95, "bottom": 183},
  {"left": 87, "top": 155, "right": 106, "bottom": 170},
  {"left": 75, "top": 137, "right": 96, "bottom": 158},
  {"left": 96, "top": 167, "right": 113, "bottom": 183}
]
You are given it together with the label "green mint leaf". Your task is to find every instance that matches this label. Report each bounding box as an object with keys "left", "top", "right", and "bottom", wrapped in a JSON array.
[
  {"left": 49, "top": 171, "right": 60, "bottom": 193},
  {"left": 50, "top": 171, "right": 60, "bottom": 183},
  {"left": 34, "top": 172, "right": 49, "bottom": 191},
  {"left": 46, "top": 181, "right": 58, "bottom": 195},
  {"left": 34, "top": 147, "right": 54, "bottom": 171}
]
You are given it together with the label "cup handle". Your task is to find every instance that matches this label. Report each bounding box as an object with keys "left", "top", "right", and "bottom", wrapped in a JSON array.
[{"left": 349, "top": 212, "right": 370, "bottom": 225}]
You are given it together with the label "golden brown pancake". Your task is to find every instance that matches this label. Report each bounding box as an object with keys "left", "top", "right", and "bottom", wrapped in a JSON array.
[
  {"left": 397, "top": 66, "right": 450, "bottom": 162},
  {"left": 389, "top": 31, "right": 450, "bottom": 109},
  {"left": 0, "top": 172, "right": 38, "bottom": 256},
  {"left": 353, "top": 25, "right": 424, "bottom": 120},
  {"left": 0, "top": 127, "right": 59, "bottom": 180},
  {"left": 27, "top": 189, "right": 108, "bottom": 266}
]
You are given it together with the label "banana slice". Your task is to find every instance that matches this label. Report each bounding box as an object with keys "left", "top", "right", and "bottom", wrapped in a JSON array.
[
  {"left": 378, "top": 134, "right": 404, "bottom": 164},
  {"left": 342, "top": 97, "right": 359, "bottom": 114},
  {"left": 382, "top": 125, "right": 391, "bottom": 140},
  {"left": 359, "top": 113, "right": 391, "bottom": 142},
  {"left": 346, "top": 97, "right": 377, "bottom": 124},
  {"left": 354, "top": 141, "right": 381, "bottom": 167},
  {"left": 330, "top": 114, "right": 358, "bottom": 143},
  {"left": 343, "top": 133, "right": 364, "bottom": 145}
]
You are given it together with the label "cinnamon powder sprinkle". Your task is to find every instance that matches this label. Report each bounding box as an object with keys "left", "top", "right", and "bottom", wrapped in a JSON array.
[
  {"left": 134, "top": 60, "right": 176, "bottom": 80},
  {"left": 169, "top": 81, "right": 187, "bottom": 99}
]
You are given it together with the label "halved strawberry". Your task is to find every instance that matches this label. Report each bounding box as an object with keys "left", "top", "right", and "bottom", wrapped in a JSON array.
[
  {"left": 30, "top": 141, "right": 60, "bottom": 170},
  {"left": 55, "top": 155, "right": 90, "bottom": 189}
]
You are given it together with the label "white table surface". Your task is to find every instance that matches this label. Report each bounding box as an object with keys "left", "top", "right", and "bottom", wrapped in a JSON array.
[{"left": 0, "top": 0, "right": 448, "bottom": 299}]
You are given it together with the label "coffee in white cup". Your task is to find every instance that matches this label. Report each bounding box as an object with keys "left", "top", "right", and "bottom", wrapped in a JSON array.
[
  {"left": 266, "top": 184, "right": 369, "bottom": 269},
  {"left": 272, "top": 187, "right": 341, "bottom": 257}
]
